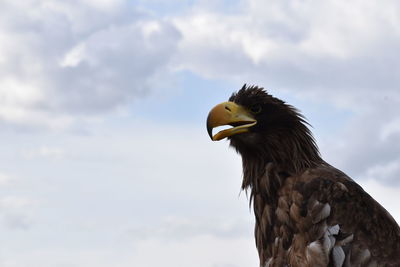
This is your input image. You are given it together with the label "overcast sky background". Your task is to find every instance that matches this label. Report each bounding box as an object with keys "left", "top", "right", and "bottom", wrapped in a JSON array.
[{"left": 1, "top": 0, "right": 400, "bottom": 266}]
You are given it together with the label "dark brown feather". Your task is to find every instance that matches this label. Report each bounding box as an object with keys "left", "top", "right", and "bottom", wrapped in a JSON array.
[{"left": 224, "top": 85, "right": 400, "bottom": 266}]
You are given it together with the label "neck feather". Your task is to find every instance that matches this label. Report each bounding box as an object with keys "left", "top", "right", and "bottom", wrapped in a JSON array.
[{"left": 233, "top": 121, "right": 322, "bottom": 191}]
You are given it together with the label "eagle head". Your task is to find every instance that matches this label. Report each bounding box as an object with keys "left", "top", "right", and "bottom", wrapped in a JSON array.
[{"left": 207, "top": 84, "right": 321, "bottom": 174}]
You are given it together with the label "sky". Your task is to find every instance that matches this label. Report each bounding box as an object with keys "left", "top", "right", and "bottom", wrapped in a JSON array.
[{"left": 0, "top": 0, "right": 400, "bottom": 266}]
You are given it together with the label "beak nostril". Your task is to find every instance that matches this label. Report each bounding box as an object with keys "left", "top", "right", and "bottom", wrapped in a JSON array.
[{"left": 225, "top": 105, "right": 231, "bottom": 112}]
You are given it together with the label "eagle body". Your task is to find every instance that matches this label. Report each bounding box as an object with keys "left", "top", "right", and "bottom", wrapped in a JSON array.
[
  {"left": 251, "top": 163, "right": 399, "bottom": 266},
  {"left": 206, "top": 85, "right": 400, "bottom": 267}
]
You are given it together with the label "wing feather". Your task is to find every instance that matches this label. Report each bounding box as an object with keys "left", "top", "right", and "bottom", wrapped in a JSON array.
[{"left": 258, "top": 164, "right": 400, "bottom": 266}]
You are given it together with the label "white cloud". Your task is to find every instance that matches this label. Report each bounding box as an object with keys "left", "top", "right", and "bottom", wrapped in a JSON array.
[
  {"left": 319, "top": 104, "right": 400, "bottom": 185},
  {"left": 0, "top": 122, "right": 257, "bottom": 266},
  {"left": 1, "top": 1, "right": 400, "bottom": 266},
  {"left": 22, "top": 146, "right": 65, "bottom": 160},
  {"left": 0, "top": 118, "right": 398, "bottom": 266},
  {"left": 360, "top": 179, "right": 400, "bottom": 224},
  {"left": 172, "top": 0, "right": 400, "bottom": 108},
  {"left": 380, "top": 118, "right": 400, "bottom": 141},
  {"left": 0, "top": 236, "right": 257, "bottom": 267},
  {"left": 81, "top": 0, "right": 124, "bottom": 11},
  {"left": 0, "top": 196, "right": 36, "bottom": 230},
  {"left": 0, "top": 0, "right": 181, "bottom": 129},
  {"left": 126, "top": 215, "right": 252, "bottom": 242},
  {"left": 0, "top": 196, "right": 33, "bottom": 209},
  {"left": 0, "top": 172, "right": 12, "bottom": 186},
  {"left": 129, "top": 235, "right": 258, "bottom": 267},
  {"left": 170, "top": 0, "right": 400, "bottom": 188},
  {"left": 364, "top": 159, "right": 400, "bottom": 185},
  {"left": 60, "top": 43, "right": 86, "bottom": 68}
]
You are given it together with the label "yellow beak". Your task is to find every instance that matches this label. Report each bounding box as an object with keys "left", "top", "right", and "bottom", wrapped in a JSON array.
[{"left": 206, "top": 101, "right": 257, "bottom": 141}]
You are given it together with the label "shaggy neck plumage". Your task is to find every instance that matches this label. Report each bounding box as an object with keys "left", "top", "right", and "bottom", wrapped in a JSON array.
[{"left": 231, "top": 119, "right": 322, "bottom": 192}]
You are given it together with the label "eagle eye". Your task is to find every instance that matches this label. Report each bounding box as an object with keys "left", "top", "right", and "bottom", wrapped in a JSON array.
[{"left": 250, "top": 105, "right": 262, "bottom": 114}]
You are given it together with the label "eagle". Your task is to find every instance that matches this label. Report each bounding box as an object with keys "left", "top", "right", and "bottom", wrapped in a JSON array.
[{"left": 206, "top": 85, "right": 400, "bottom": 267}]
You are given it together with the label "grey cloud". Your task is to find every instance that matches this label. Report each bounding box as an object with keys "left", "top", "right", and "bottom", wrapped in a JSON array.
[
  {"left": 0, "top": 0, "right": 181, "bottom": 126},
  {"left": 321, "top": 105, "right": 400, "bottom": 185},
  {"left": 171, "top": 0, "right": 400, "bottom": 186},
  {"left": 46, "top": 20, "right": 180, "bottom": 113},
  {"left": 0, "top": 196, "right": 35, "bottom": 230},
  {"left": 2, "top": 213, "right": 32, "bottom": 230},
  {"left": 173, "top": 1, "right": 400, "bottom": 109}
]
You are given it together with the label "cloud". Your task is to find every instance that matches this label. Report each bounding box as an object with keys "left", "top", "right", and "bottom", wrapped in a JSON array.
[
  {"left": 172, "top": 0, "right": 400, "bottom": 107},
  {"left": 0, "top": 235, "right": 258, "bottom": 267},
  {"left": 319, "top": 104, "right": 400, "bottom": 185},
  {"left": 126, "top": 216, "right": 251, "bottom": 242},
  {"left": 129, "top": 235, "right": 258, "bottom": 267},
  {"left": 21, "top": 146, "right": 65, "bottom": 160},
  {"left": 0, "top": 196, "right": 36, "bottom": 230},
  {"left": 1, "top": 1, "right": 399, "bottom": 266},
  {"left": 0, "top": 172, "right": 12, "bottom": 186},
  {"left": 365, "top": 160, "right": 400, "bottom": 185},
  {"left": 0, "top": 122, "right": 256, "bottom": 267},
  {"left": 170, "top": 0, "right": 400, "bottom": 186},
  {"left": 0, "top": 0, "right": 181, "bottom": 129},
  {"left": 0, "top": 119, "right": 398, "bottom": 266},
  {"left": 360, "top": 179, "right": 400, "bottom": 224}
]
